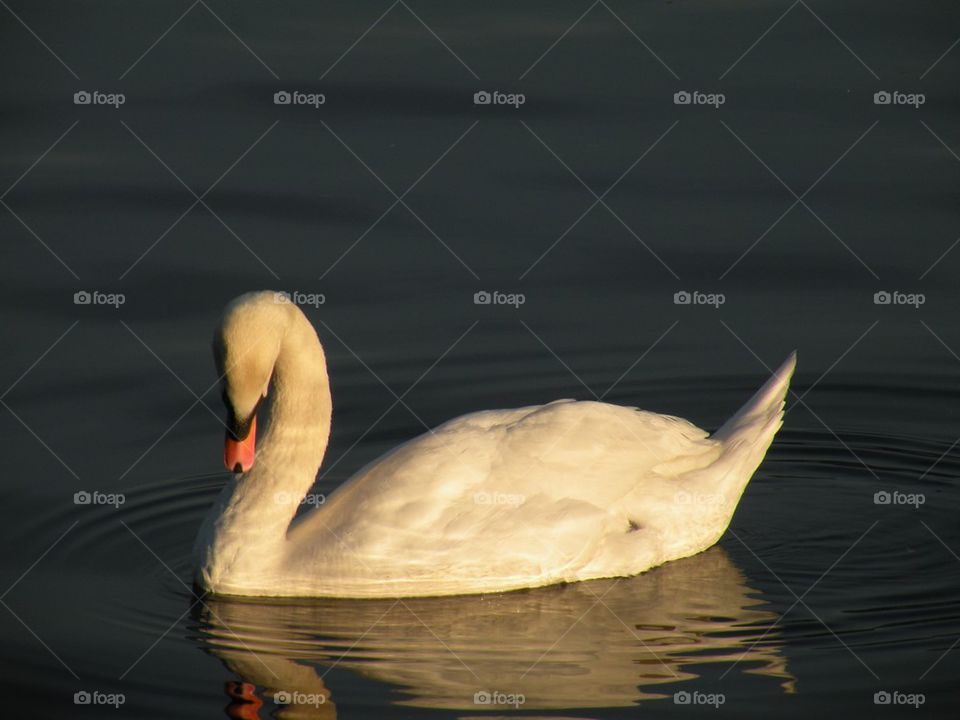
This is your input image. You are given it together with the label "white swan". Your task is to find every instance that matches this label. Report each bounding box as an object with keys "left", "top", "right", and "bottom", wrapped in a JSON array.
[{"left": 194, "top": 291, "right": 795, "bottom": 598}]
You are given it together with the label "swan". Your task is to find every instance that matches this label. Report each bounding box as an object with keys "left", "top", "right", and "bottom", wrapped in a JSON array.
[{"left": 194, "top": 291, "right": 796, "bottom": 598}]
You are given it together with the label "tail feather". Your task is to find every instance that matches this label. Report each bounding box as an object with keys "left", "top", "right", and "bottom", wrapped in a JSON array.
[
  {"left": 665, "top": 353, "right": 796, "bottom": 556},
  {"left": 704, "top": 352, "right": 796, "bottom": 503},
  {"left": 714, "top": 351, "right": 796, "bottom": 444}
]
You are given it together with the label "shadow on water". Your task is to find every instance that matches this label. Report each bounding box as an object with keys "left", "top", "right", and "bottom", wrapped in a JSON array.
[{"left": 190, "top": 546, "right": 792, "bottom": 717}]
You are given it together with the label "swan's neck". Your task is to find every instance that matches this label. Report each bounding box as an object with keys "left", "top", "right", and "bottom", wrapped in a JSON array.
[{"left": 198, "top": 315, "right": 332, "bottom": 585}]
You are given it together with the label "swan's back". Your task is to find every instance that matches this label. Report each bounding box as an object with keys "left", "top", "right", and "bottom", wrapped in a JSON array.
[{"left": 287, "top": 399, "right": 738, "bottom": 595}]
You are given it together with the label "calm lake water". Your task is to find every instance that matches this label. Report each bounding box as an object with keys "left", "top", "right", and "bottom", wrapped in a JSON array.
[{"left": 3, "top": 1, "right": 960, "bottom": 717}]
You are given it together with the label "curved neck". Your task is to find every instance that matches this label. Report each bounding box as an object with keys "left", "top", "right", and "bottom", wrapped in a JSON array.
[
  {"left": 198, "top": 312, "right": 332, "bottom": 580},
  {"left": 258, "top": 313, "right": 333, "bottom": 491}
]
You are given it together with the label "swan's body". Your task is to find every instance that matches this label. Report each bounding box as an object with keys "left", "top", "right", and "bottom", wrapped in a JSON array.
[{"left": 195, "top": 291, "right": 795, "bottom": 598}]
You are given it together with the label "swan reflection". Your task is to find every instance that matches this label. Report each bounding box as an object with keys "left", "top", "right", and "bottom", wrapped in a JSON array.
[{"left": 194, "top": 547, "right": 793, "bottom": 716}]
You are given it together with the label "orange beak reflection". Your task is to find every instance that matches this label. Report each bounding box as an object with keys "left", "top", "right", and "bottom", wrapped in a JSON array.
[{"left": 224, "top": 416, "right": 256, "bottom": 473}]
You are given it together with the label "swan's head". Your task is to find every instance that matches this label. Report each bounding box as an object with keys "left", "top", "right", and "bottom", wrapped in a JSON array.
[{"left": 212, "top": 292, "right": 294, "bottom": 473}]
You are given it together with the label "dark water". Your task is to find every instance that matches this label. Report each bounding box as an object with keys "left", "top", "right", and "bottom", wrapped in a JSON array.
[{"left": 3, "top": 1, "right": 960, "bottom": 717}]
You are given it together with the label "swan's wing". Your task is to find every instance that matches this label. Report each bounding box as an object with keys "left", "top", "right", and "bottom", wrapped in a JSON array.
[
  {"left": 315, "top": 400, "right": 720, "bottom": 521},
  {"left": 289, "top": 401, "right": 723, "bottom": 586}
]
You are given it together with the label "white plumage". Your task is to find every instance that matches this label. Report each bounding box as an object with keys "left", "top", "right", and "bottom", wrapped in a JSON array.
[{"left": 194, "top": 291, "right": 795, "bottom": 597}]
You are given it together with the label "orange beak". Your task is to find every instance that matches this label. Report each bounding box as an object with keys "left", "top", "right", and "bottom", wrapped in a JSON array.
[{"left": 224, "top": 415, "right": 256, "bottom": 473}]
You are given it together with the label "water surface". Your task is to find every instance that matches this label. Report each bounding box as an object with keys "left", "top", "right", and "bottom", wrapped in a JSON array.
[{"left": 2, "top": 1, "right": 959, "bottom": 717}]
